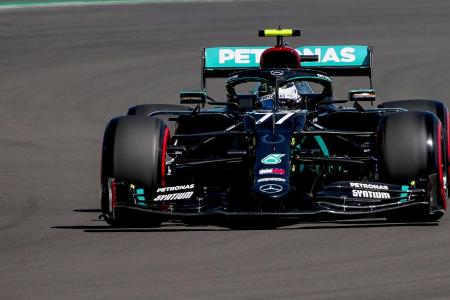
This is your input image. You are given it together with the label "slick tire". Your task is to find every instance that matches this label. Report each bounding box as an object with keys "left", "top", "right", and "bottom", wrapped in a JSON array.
[
  {"left": 379, "top": 99, "right": 450, "bottom": 198},
  {"left": 378, "top": 111, "right": 446, "bottom": 222},
  {"left": 101, "top": 116, "right": 170, "bottom": 227}
]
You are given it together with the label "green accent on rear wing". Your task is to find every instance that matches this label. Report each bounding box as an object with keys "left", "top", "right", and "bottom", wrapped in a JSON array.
[{"left": 204, "top": 45, "right": 370, "bottom": 69}]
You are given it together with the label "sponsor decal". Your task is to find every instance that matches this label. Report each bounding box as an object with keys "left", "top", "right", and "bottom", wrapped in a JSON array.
[
  {"left": 259, "top": 184, "right": 283, "bottom": 194},
  {"left": 261, "top": 153, "right": 285, "bottom": 164},
  {"left": 316, "top": 73, "right": 331, "bottom": 81},
  {"left": 301, "top": 47, "right": 356, "bottom": 64},
  {"left": 257, "top": 177, "right": 286, "bottom": 183},
  {"left": 205, "top": 46, "right": 369, "bottom": 68},
  {"left": 349, "top": 182, "right": 389, "bottom": 190},
  {"left": 218, "top": 48, "right": 266, "bottom": 64},
  {"left": 217, "top": 47, "right": 356, "bottom": 65},
  {"left": 156, "top": 184, "right": 194, "bottom": 193},
  {"left": 262, "top": 134, "right": 285, "bottom": 144},
  {"left": 260, "top": 94, "right": 274, "bottom": 101},
  {"left": 155, "top": 184, "right": 195, "bottom": 201},
  {"left": 351, "top": 190, "right": 391, "bottom": 199},
  {"left": 154, "top": 191, "right": 194, "bottom": 201},
  {"left": 259, "top": 168, "right": 285, "bottom": 175}
]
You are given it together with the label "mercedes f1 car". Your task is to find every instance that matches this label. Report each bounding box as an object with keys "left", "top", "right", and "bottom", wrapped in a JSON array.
[{"left": 101, "top": 29, "right": 449, "bottom": 228}]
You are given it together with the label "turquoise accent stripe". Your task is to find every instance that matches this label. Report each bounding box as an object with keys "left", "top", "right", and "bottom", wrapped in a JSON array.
[
  {"left": 136, "top": 188, "right": 145, "bottom": 195},
  {"left": 137, "top": 196, "right": 145, "bottom": 201},
  {"left": 399, "top": 185, "right": 409, "bottom": 202},
  {"left": 314, "top": 135, "right": 330, "bottom": 158},
  {"left": 299, "top": 164, "right": 305, "bottom": 172}
]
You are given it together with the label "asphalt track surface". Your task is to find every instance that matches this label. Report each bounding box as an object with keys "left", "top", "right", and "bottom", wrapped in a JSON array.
[{"left": 1, "top": 0, "right": 450, "bottom": 299}]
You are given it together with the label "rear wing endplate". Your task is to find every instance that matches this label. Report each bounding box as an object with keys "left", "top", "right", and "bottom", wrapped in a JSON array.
[{"left": 201, "top": 45, "right": 373, "bottom": 89}]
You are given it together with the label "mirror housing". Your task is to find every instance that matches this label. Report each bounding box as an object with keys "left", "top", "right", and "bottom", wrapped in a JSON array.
[
  {"left": 348, "top": 89, "right": 376, "bottom": 102},
  {"left": 180, "top": 90, "right": 207, "bottom": 104}
]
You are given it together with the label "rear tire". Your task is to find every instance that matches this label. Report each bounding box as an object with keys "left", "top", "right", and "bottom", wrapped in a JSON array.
[
  {"left": 101, "top": 116, "right": 169, "bottom": 227},
  {"left": 378, "top": 111, "right": 446, "bottom": 222}
]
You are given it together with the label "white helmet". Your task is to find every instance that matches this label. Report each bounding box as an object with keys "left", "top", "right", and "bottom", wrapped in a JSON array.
[
  {"left": 258, "top": 82, "right": 303, "bottom": 109},
  {"left": 278, "top": 83, "right": 302, "bottom": 102}
]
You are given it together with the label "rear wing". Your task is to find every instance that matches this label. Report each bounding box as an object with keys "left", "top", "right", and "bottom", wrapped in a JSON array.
[{"left": 201, "top": 45, "right": 373, "bottom": 89}]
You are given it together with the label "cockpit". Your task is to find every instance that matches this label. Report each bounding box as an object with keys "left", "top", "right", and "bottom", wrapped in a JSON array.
[{"left": 225, "top": 69, "right": 333, "bottom": 110}]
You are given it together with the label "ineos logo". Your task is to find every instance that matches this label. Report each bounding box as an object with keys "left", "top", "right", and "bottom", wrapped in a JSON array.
[
  {"left": 262, "top": 134, "right": 285, "bottom": 144},
  {"left": 259, "top": 184, "right": 283, "bottom": 194},
  {"left": 270, "top": 70, "right": 284, "bottom": 76}
]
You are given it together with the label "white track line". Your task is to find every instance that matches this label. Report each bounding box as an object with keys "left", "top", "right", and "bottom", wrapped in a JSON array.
[{"left": 0, "top": 0, "right": 257, "bottom": 11}]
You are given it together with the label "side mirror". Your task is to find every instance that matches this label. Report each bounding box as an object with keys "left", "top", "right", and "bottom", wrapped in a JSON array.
[
  {"left": 180, "top": 90, "right": 207, "bottom": 104},
  {"left": 257, "top": 83, "right": 273, "bottom": 96},
  {"left": 348, "top": 89, "right": 376, "bottom": 102},
  {"left": 257, "top": 83, "right": 268, "bottom": 94}
]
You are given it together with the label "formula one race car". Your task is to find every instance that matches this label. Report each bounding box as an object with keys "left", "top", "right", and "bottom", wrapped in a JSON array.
[{"left": 101, "top": 29, "right": 448, "bottom": 228}]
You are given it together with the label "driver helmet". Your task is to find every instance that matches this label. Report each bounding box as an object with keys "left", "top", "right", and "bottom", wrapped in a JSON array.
[
  {"left": 278, "top": 82, "right": 302, "bottom": 103},
  {"left": 259, "top": 82, "right": 302, "bottom": 109}
]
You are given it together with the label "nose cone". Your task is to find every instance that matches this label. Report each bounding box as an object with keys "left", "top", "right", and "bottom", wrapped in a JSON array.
[{"left": 250, "top": 112, "right": 300, "bottom": 204}]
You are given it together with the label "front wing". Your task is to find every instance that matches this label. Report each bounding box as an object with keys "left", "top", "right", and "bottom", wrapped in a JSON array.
[{"left": 107, "top": 180, "right": 439, "bottom": 222}]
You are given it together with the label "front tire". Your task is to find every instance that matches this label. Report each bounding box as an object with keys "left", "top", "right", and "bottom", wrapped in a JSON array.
[
  {"left": 378, "top": 111, "right": 446, "bottom": 221},
  {"left": 101, "top": 116, "right": 169, "bottom": 227},
  {"left": 379, "top": 99, "right": 450, "bottom": 198}
]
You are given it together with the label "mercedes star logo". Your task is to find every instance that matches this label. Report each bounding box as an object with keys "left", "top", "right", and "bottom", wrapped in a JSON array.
[
  {"left": 270, "top": 70, "right": 284, "bottom": 76},
  {"left": 259, "top": 184, "right": 283, "bottom": 194},
  {"left": 262, "top": 134, "right": 285, "bottom": 144}
]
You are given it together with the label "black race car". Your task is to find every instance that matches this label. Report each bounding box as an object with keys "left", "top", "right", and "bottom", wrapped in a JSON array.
[{"left": 100, "top": 29, "right": 448, "bottom": 228}]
